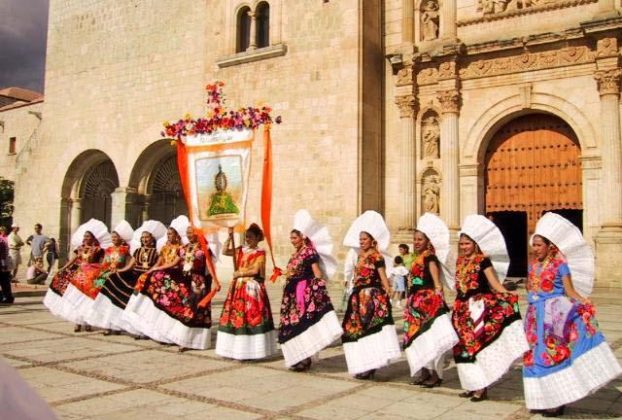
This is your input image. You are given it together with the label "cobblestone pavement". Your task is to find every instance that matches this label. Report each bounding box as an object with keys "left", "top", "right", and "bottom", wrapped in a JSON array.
[{"left": 1, "top": 275, "right": 621, "bottom": 419}]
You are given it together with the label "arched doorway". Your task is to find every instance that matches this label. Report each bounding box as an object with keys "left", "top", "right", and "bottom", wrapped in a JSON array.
[
  {"left": 59, "top": 150, "right": 119, "bottom": 260},
  {"left": 128, "top": 140, "right": 187, "bottom": 226},
  {"left": 485, "top": 113, "right": 582, "bottom": 277}
]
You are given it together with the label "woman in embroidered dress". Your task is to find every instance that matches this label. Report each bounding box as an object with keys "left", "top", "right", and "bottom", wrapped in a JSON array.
[
  {"left": 341, "top": 211, "right": 401, "bottom": 380},
  {"left": 278, "top": 210, "right": 342, "bottom": 371},
  {"left": 54, "top": 231, "right": 105, "bottom": 332},
  {"left": 403, "top": 213, "right": 458, "bottom": 388},
  {"left": 216, "top": 223, "right": 277, "bottom": 360},
  {"left": 452, "top": 214, "right": 529, "bottom": 402},
  {"left": 44, "top": 238, "right": 85, "bottom": 322},
  {"left": 88, "top": 221, "right": 163, "bottom": 336},
  {"left": 124, "top": 223, "right": 185, "bottom": 343},
  {"left": 523, "top": 213, "right": 621, "bottom": 417}
]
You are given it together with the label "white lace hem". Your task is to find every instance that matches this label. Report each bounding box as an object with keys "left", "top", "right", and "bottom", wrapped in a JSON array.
[
  {"left": 215, "top": 330, "right": 278, "bottom": 360},
  {"left": 122, "top": 294, "right": 171, "bottom": 343},
  {"left": 280, "top": 310, "right": 343, "bottom": 367},
  {"left": 86, "top": 294, "right": 140, "bottom": 335},
  {"left": 343, "top": 324, "right": 402, "bottom": 375},
  {"left": 524, "top": 341, "right": 622, "bottom": 409},
  {"left": 59, "top": 283, "right": 93, "bottom": 325},
  {"left": 456, "top": 319, "right": 529, "bottom": 391},
  {"left": 404, "top": 313, "right": 459, "bottom": 377}
]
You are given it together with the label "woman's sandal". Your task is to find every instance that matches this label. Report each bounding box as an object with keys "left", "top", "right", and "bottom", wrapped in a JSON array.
[
  {"left": 289, "top": 358, "right": 312, "bottom": 372},
  {"left": 458, "top": 391, "right": 474, "bottom": 398},
  {"left": 470, "top": 388, "right": 488, "bottom": 402},
  {"left": 541, "top": 406, "right": 565, "bottom": 417},
  {"left": 73, "top": 325, "right": 82, "bottom": 333},
  {"left": 354, "top": 369, "right": 376, "bottom": 380},
  {"left": 421, "top": 378, "right": 443, "bottom": 388}
]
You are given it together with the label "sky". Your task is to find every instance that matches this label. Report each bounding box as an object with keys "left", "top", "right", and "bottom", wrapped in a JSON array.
[{"left": 0, "top": 0, "right": 49, "bottom": 93}]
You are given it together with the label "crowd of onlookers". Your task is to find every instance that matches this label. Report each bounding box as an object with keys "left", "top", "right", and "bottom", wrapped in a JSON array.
[{"left": 0, "top": 223, "right": 59, "bottom": 304}]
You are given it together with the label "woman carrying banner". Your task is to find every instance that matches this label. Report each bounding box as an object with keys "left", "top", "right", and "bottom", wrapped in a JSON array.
[
  {"left": 216, "top": 223, "right": 277, "bottom": 360},
  {"left": 452, "top": 215, "right": 529, "bottom": 402},
  {"left": 278, "top": 210, "right": 342, "bottom": 371},
  {"left": 341, "top": 211, "right": 401, "bottom": 380},
  {"left": 404, "top": 213, "right": 458, "bottom": 388},
  {"left": 87, "top": 220, "right": 165, "bottom": 336},
  {"left": 43, "top": 219, "right": 109, "bottom": 332},
  {"left": 523, "top": 213, "right": 621, "bottom": 416}
]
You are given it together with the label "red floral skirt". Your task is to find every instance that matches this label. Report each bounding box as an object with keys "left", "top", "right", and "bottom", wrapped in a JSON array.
[{"left": 218, "top": 277, "right": 275, "bottom": 335}]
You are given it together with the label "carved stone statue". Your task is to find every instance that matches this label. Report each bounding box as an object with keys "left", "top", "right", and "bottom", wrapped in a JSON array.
[
  {"left": 479, "top": 0, "right": 510, "bottom": 14},
  {"left": 421, "top": 0, "right": 439, "bottom": 41},
  {"left": 421, "top": 115, "right": 440, "bottom": 159},
  {"left": 422, "top": 174, "right": 440, "bottom": 214}
]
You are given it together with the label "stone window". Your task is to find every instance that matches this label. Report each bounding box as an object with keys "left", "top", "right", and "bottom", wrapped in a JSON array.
[
  {"left": 218, "top": 0, "right": 286, "bottom": 68},
  {"left": 8, "top": 137, "right": 16, "bottom": 155},
  {"left": 255, "top": 1, "right": 270, "bottom": 49},
  {"left": 236, "top": 6, "right": 252, "bottom": 53}
]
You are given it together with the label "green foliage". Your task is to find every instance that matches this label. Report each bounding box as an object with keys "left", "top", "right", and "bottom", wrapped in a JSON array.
[{"left": 0, "top": 177, "right": 14, "bottom": 228}]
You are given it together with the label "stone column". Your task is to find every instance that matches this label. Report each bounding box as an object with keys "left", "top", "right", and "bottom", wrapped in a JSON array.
[
  {"left": 142, "top": 195, "right": 151, "bottom": 222},
  {"left": 594, "top": 68, "right": 622, "bottom": 287},
  {"left": 438, "top": 89, "right": 461, "bottom": 230},
  {"left": 395, "top": 94, "right": 417, "bottom": 231},
  {"left": 110, "top": 187, "right": 129, "bottom": 228},
  {"left": 70, "top": 198, "right": 82, "bottom": 233},
  {"left": 248, "top": 11, "right": 257, "bottom": 51},
  {"left": 440, "top": 0, "right": 457, "bottom": 41}
]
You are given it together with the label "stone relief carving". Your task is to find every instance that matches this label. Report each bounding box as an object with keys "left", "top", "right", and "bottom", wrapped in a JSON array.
[
  {"left": 421, "top": 114, "right": 440, "bottom": 159},
  {"left": 463, "top": 0, "right": 597, "bottom": 25},
  {"left": 396, "top": 67, "right": 413, "bottom": 87},
  {"left": 422, "top": 173, "right": 441, "bottom": 214},
  {"left": 420, "top": 0, "right": 439, "bottom": 41},
  {"left": 596, "top": 37, "right": 618, "bottom": 58},
  {"left": 458, "top": 46, "right": 595, "bottom": 80}
]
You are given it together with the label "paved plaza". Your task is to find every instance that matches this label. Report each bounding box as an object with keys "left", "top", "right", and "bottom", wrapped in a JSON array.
[{"left": 1, "top": 277, "right": 622, "bottom": 420}]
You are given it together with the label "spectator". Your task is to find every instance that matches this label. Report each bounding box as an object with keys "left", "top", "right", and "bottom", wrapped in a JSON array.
[
  {"left": 8, "top": 224, "right": 24, "bottom": 280},
  {"left": 43, "top": 238, "right": 59, "bottom": 272},
  {"left": 0, "top": 226, "right": 13, "bottom": 304},
  {"left": 26, "top": 257, "right": 48, "bottom": 285},
  {"left": 26, "top": 223, "right": 49, "bottom": 266}
]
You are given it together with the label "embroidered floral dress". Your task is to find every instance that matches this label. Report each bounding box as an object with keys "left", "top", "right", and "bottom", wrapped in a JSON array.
[
  {"left": 452, "top": 254, "right": 528, "bottom": 391},
  {"left": 342, "top": 251, "right": 401, "bottom": 375},
  {"left": 87, "top": 246, "right": 158, "bottom": 333},
  {"left": 93, "top": 245, "right": 131, "bottom": 291},
  {"left": 44, "top": 248, "right": 83, "bottom": 318},
  {"left": 100, "top": 246, "right": 159, "bottom": 311},
  {"left": 403, "top": 250, "right": 457, "bottom": 377},
  {"left": 522, "top": 255, "right": 621, "bottom": 410},
  {"left": 67, "top": 245, "right": 105, "bottom": 299},
  {"left": 278, "top": 245, "right": 342, "bottom": 367},
  {"left": 216, "top": 246, "right": 277, "bottom": 360}
]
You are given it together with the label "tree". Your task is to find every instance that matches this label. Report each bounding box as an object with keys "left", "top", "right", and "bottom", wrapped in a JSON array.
[{"left": 0, "top": 177, "right": 14, "bottom": 228}]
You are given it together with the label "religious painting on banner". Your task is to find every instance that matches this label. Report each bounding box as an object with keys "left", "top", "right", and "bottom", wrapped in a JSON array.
[{"left": 183, "top": 129, "right": 254, "bottom": 230}]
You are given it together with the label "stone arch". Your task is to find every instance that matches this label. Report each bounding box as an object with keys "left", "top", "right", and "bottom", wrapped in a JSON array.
[
  {"left": 464, "top": 92, "right": 597, "bottom": 164},
  {"left": 128, "top": 139, "right": 187, "bottom": 226},
  {"left": 236, "top": 4, "right": 252, "bottom": 52},
  {"left": 59, "top": 150, "right": 119, "bottom": 259}
]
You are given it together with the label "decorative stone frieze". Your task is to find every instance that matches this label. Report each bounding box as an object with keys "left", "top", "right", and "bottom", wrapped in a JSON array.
[
  {"left": 459, "top": 0, "right": 598, "bottom": 26},
  {"left": 396, "top": 67, "right": 413, "bottom": 87},
  {"left": 596, "top": 37, "right": 619, "bottom": 58},
  {"left": 459, "top": 45, "right": 594, "bottom": 79}
]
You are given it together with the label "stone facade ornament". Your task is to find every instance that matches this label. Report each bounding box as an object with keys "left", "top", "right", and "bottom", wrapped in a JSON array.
[
  {"left": 395, "top": 94, "right": 417, "bottom": 118},
  {"left": 422, "top": 173, "right": 441, "bottom": 214},
  {"left": 596, "top": 37, "right": 618, "bottom": 58},
  {"left": 420, "top": 0, "right": 440, "bottom": 41},
  {"left": 396, "top": 67, "right": 413, "bottom": 87},
  {"left": 595, "top": 69, "right": 622, "bottom": 96},
  {"left": 421, "top": 114, "right": 440, "bottom": 159},
  {"left": 437, "top": 89, "right": 461, "bottom": 114}
]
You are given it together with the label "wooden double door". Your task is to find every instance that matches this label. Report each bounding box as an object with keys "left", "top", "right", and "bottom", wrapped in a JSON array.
[{"left": 485, "top": 114, "right": 582, "bottom": 277}]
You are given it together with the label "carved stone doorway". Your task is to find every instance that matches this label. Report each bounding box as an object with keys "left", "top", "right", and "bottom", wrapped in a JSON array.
[{"left": 484, "top": 113, "right": 582, "bottom": 276}]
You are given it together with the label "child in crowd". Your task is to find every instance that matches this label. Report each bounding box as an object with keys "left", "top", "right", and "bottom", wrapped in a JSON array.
[{"left": 389, "top": 255, "right": 408, "bottom": 308}]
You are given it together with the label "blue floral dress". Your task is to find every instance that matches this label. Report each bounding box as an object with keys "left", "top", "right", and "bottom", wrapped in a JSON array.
[{"left": 523, "top": 254, "right": 621, "bottom": 410}]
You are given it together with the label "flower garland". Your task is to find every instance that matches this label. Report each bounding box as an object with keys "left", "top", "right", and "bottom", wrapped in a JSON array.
[{"left": 161, "top": 81, "right": 282, "bottom": 142}]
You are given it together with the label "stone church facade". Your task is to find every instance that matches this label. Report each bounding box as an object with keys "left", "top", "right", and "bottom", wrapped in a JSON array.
[{"left": 3, "top": 0, "right": 622, "bottom": 285}]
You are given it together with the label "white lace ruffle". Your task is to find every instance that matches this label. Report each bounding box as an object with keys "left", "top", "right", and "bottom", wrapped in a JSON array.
[
  {"left": 524, "top": 340, "right": 622, "bottom": 409},
  {"left": 280, "top": 310, "right": 343, "bottom": 367},
  {"left": 456, "top": 319, "right": 529, "bottom": 391},
  {"left": 343, "top": 324, "right": 401, "bottom": 375},
  {"left": 404, "top": 313, "right": 458, "bottom": 377},
  {"left": 215, "top": 330, "right": 278, "bottom": 360}
]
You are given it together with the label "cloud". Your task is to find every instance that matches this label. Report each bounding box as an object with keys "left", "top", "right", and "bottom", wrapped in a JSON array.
[{"left": 0, "top": 0, "right": 49, "bottom": 93}]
